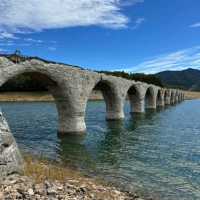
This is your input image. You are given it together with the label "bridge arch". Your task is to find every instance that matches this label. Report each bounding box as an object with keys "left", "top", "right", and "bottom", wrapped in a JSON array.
[
  {"left": 0, "top": 57, "right": 185, "bottom": 135},
  {"left": 0, "top": 61, "right": 86, "bottom": 134},
  {"left": 87, "top": 79, "right": 124, "bottom": 120},
  {"left": 156, "top": 89, "right": 165, "bottom": 107},
  {"left": 145, "top": 86, "right": 157, "bottom": 109},
  {"left": 127, "top": 84, "right": 144, "bottom": 113}
]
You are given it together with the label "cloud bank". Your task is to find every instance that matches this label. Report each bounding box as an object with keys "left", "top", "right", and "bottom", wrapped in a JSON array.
[
  {"left": 120, "top": 46, "right": 200, "bottom": 74},
  {"left": 0, "top": 0, "right": 143, "bottom": 39}
]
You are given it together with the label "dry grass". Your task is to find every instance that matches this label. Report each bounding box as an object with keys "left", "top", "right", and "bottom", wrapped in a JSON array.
[
  {"left": 23, "top": 155, "right": 85, "bottom": 183},
  {"left": 23, "top": 155, "right": 108, "bottom": 186},
  {"left": 22, "top": 155, "right": 127, "bottom": 200},
  {"left": 184, "top": 91, "right": 200, "bottom": 100}
]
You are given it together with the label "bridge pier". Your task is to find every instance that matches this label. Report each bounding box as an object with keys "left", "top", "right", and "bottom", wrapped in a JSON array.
[
  {"left": 165, "top": 96, "right": 171, "bottom": 105},
  {"left": 146, "top": 96, "right": 157, "bottom": 109},
  {"left": 105, "top": 97, "right": 125, "bottom": 120},
  {"left": 58, "top": 114, "right": 86, "bottom": 135},
  {"left": 106, "top": 110, "right": 124, "bottom": 120},
  {"left": 50, "top": 85, "right": 87, "bottom": 135},
  {"left": 157, "top": 90, "right": 165, "bottom": 107},
  {"left": 130, "top": 97, "right": 145, "bottom": 113},
  {"left": 157, "top": 97, "right": 165, "bottom": 107},
  {"left": 175, "top": 95, "right": 179, "bottom": 103},
  {"left": 128, "top": 85, "right": 145, "bottom": 113},
  {"left": 56, "top": 101, "right": 86, "bottom": 135},
  {"left": 145, "top": 87, "right": 157, "bottom": 109}
]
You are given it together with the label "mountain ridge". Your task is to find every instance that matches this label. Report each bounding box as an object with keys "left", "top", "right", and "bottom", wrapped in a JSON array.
[{"left": 155, "top": 68, "right": 200, "bottom": 91}]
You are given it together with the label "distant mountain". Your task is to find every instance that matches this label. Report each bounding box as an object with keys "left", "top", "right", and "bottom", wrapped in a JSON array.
[{"left": 155, "top": 68, "right": 200, "bottom": 91}]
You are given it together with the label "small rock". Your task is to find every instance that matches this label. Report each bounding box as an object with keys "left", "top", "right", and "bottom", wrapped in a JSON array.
[
  {"left": 28, "top": 188, "right": 34, "bottom": 195},
  {"left": 47, "top": 188, "right": 57, "bottom": 195}
]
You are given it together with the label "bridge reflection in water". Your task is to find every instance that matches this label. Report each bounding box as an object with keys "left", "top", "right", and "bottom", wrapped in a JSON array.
[{"left": 1, "top": 100, "right": 200, "bottom": 200}]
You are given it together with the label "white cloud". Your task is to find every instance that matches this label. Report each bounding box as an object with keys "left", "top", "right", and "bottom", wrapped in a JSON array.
[
  {"left": 119, "top": 46, "right": 200, "bottom": 74},
  {"left": 190, "top": 22, "right": 200, "bottom": 28},
  {"left": 0, "top": 31, "right": 18, "bottom": 39},
  {"left": 132, "top": 17, "right": 145, "bottom": 29},
  {"left": 0, "top": 0, "right": 143, "bottom": 38}
]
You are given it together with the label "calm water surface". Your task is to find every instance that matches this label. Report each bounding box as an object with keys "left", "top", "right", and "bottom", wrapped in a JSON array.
[{"left": 1, "top": 100, "right": 200, "bottom": 200}]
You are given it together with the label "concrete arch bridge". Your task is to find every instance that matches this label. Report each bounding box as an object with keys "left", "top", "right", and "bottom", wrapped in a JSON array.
[{"left": 0, "top": 57, "right": 185, "bottom": 134}]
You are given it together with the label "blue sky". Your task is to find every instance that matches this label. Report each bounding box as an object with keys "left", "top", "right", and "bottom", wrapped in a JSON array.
[{"left": 0, "top": 0, "right": 200, "bottom": 73}]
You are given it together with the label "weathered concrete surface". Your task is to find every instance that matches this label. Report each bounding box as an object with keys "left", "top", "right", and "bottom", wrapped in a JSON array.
[
  {"left": 0, "top": 56, "right": 185, "bottom": 134},
  {"left": 0, "top": 111, "right": 24, "bottom": 178}
]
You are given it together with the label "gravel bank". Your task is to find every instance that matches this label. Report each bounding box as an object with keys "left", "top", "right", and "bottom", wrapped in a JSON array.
[{"left": 0, "top": 174, "right": 146, "bottom": 200}]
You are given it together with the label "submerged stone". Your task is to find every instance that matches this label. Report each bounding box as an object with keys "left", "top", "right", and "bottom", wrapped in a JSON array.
[{"left": 0, "top": 111, "right": 24, "bottom": 178}]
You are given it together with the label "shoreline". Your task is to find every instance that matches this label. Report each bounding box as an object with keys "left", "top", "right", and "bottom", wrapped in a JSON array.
[
  {"left": 0, "top": 91, "right": 199, "bottom": 102},
  {"left": 0, "top": 91, "right": 103, "bottom": 102},
  {"left": 0, "top": 154, "right": 146, "bottom": 200}
]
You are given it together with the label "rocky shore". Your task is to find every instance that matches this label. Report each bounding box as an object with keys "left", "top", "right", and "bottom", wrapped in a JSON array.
[{"left": 0, "top": 173, "right": 145, "bottom": 200}]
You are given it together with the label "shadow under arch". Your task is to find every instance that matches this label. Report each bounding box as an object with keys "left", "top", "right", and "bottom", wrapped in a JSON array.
[
  {"left": 0, "top": 70, "right": 73, "bottom": 135},
  {"left": 87, "top": 79, "right": 124, "bottom": 121}
]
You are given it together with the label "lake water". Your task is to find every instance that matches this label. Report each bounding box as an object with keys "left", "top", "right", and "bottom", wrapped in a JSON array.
[{"left": 0, "top": 100, "right": 200, "bottom": 200}]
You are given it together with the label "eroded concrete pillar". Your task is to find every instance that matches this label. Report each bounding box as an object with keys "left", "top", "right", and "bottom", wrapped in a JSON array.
[
  {"left": 175, "top": 95, "right": 179, "bottom": 103},
  {"left": 55, "top": 99, "right": 86, "bottom": 135},
  {"left": 157, "top": 97, "right": 165, "bottom": 107},
  {"left": 105, "top": 96, "right": 125, "bottom": 120},
  {"left": 129, "top": 95, "right": 145, "bottom": 113},
  {"left": 157, "top": 90, "right": 165, "bottom": 107},
  {"left": 95, "top": 80, "right": 125, "bottom": 120},
  {"left": 50, "top": 85, "right": 86, "bottom": 135},
  {"left": 146, "top": 95, "right": 157, "bottom": 109},
  {"left": 165, "top": 96, "right": 171, "bottom": 105}
]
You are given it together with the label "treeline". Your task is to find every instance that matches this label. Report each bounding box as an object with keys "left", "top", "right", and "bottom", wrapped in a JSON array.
[
  {"left": 0, "top": 71, "right": 163, "bottom": 92},
  {"left": 98, "top": 71, "right": 163, "bottom": 87}
]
